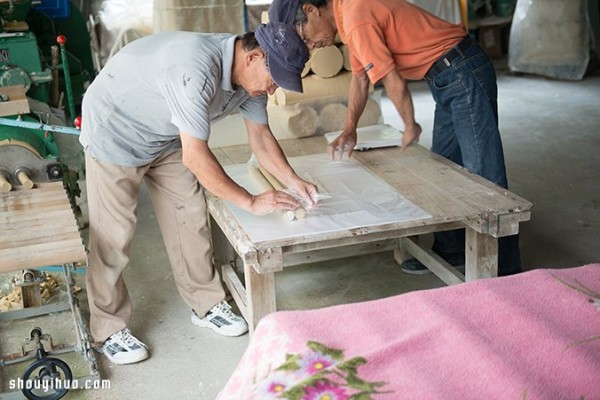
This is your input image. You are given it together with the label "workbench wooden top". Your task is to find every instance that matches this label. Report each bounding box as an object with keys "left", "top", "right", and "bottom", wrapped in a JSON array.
[
  {"left": 0, "top": 182, "right": 87, "bottom": 273},
  {"left": 210, "top": 136, "right": 531, "bottom": 245}
]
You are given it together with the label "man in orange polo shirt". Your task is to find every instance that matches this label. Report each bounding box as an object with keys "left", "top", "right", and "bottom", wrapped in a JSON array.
[{"left": 269, "top": 0, "right": 522, "bottom": 276}]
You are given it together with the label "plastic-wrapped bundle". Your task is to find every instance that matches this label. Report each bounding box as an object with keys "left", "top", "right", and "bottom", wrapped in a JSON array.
[{"left": 508, "top": 0, "right": 590, "bottom": 80}]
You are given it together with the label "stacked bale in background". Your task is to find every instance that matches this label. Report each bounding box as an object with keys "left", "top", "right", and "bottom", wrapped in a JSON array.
[{"left": 263, "top": 12, "right": 382, "bottom": 140}]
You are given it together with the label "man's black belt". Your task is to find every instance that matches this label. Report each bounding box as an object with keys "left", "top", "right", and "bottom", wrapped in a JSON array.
[{"left": 425, "top": 35, "right": 475, "bottom": 79}]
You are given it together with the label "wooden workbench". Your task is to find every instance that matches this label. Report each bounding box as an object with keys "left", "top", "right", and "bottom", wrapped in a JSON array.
[
  {"left": 0, "top": 182, "right": 86, "bottom": 274},
  {"left": 208, "top": 136, "right": 532, "bottom": 333}
]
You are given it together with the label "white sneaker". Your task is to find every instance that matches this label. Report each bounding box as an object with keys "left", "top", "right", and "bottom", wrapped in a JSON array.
[
  {"left": 191, "top": 300, "right": 248, "bottom": 337},
  {"left": 101, "top": 328, "right": 149, "bottom": 365}
]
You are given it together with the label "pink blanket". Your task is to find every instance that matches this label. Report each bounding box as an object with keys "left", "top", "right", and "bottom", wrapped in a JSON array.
[{"left": 218, "top": 265, "right": 600, "bottom": 399}]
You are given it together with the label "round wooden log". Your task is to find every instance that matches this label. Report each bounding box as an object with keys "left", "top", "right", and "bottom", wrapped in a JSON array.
[
  {"left": 274, "top": 71, "right": 353, "bottom": 105},
  {"left": 267, "top": 103, "right": 318, "bottom": 139},
  {"left": 0, "top": 174, "right": 11, "bottom": 192},
  {"left": 248, "top": 162, "right": 274, "bottom": 192},
  {"left": 309, "top": 46, "right": 343, "bottom": 78},
  {"left": 339, "top": 44, "right": 352, "bottom": 71},
  {"left": 247, "top": 163, "right": 305, "bottom": 221},
  {"left": 257, "top": 166, "right": 285, "bottom": 191},
  {"left": 16, "top": 170, "right": 34, "bottom": 189},
  {"left": 357, "top": 98, "right": 382, "bottom": 128},
  {"left": 257, "top": 166, "right": 305, "bottom": 221},
  {"left": 301, "top": 59, "right": 311, "bottom": 78},
  {"left": 318, "top": 103, "right": 348, "bottom": 134}
]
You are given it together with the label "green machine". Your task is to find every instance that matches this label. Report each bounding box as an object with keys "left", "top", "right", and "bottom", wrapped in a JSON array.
[
  {"left": 0, "top": 0, "right": 94, "bottom": 198},
  {"left": 0, "top": 3, "right": 99, "bottom": 399}
]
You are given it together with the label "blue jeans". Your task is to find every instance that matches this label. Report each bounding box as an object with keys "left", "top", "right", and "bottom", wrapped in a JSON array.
[{"left": 425, "top": 38, "right": 521, "bottom": 275}]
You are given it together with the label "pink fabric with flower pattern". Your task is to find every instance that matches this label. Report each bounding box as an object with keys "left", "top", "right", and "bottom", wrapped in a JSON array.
[{"left": 218, "top": 265, "right": 600, "bottom": 399}]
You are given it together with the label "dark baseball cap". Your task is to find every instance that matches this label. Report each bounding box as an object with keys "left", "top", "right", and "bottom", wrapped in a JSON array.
[
  {"left": 255, "top": 22, "right": 309, "bottom": 93},
  {"left": 268, "top": 0, "right": 300, "bottom": 25}
]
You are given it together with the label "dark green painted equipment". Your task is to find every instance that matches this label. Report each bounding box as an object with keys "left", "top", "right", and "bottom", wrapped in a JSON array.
[{"left": 0, "top": 0, "right": 94, "bottom": 205}]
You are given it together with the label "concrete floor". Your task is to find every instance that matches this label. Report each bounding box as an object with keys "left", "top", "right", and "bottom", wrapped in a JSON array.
[{"left": 3, "top": 59, "right": 599, "bottom": 399}]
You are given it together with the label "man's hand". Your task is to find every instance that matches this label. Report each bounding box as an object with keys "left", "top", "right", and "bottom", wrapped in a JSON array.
[
  {"left": 286, "top": 178, "right": 319, "bottom": 209},
  {"left": 402, "top": 123, "right": 422, "bottom": 151},
  {"left": 247, "top": 190, "right": 302, "bottom": 216},
  {"left": 327, "top": 130, "right": 357, "bottom": 161}
]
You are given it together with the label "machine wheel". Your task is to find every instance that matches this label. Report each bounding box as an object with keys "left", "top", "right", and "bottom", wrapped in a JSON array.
[{"left": 21, "top": 357, "right": 73, "bottom": 400}]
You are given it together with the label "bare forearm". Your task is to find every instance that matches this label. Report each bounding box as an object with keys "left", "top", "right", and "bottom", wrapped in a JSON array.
[
  {"left": 382, "top": 70, "right": 416, "bottom": 129},
  {"left": 245, "top": 120, "right": 319, "bottom": 206},
  {"left": 344, "top": 72, "right": 370, "bottom": 132},
  {"left": 381, "top": 69, "right": 422, "bottom": 149},
  {"left": 182, "top": 143, "right": 253, "bottom": 210},
  {"left": 246, "top": 121, "right": 296, "bottom": 184}
]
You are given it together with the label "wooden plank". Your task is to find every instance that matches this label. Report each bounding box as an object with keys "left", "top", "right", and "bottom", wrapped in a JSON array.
[
  {"left": 0, "top": 210, "right": 77, "bottom": 235},
  {"left": 355, "top": 149, "right": 480, "bottom": 224},
  {"left": 354, "top": 145, "right": 531, "bottom": 224},
  {"left": 401, "top": 236, "right": 465, "bottom": 286},
  {"left": 0, "top": 195, "right": 69, "bottom": 213},
  {"left": 0, "top": 229, "right": 82, "bottom": 250},
  {"left": 0, "top": 209, "right": 76, "bottom": 230},
  {"left": 284, "top": 239, "right": 397, "bottom": 267},
  {"left": 355, "top": 147, "right": 438, "bottom": 195},
  {"left": 0, "top": 189, "right": 68, "bottom": 212},
  {"left": 274, "top": 220, "right": 465, "bottom": 253},
  {"left": 0, "top": 238, "right": 87, "bottom": 273},
  {"left": 0, "top": 182, "right": 86, "bottom": 273}
]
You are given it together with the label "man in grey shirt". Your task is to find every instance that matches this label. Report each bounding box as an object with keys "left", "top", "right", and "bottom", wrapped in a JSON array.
[{"left": 80, "top": 22, "right": 317, "bottom": 365}]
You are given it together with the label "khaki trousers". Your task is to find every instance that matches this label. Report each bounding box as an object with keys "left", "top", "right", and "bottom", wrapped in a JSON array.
[{"left": 85, "top": 150, "right": 225, "bottom": 342}]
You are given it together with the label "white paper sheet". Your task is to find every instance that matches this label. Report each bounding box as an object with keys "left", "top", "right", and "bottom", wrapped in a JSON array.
[
  {"left": 324, "top": 124, "right": 402, "bottom": 151},
  {"left": 222, "top": 153, "right": 431, "bottom": 243}
]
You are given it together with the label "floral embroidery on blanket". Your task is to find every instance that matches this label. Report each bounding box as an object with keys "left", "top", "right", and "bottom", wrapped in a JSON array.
[{"left": 252, "top": 341, "right": 390, "bottom": 399}]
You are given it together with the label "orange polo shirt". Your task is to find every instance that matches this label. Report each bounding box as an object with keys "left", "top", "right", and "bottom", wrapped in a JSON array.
[{"left": 333, "top": 0, "right": 467, "bottom": 82}]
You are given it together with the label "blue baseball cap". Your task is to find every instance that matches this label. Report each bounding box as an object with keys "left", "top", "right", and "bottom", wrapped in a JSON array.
[
  {"left": 268, "top": 0, "right": 300, "bottom": 25},
  {"left": 255, "top": 22, "right": 309, "bottom": 93}
]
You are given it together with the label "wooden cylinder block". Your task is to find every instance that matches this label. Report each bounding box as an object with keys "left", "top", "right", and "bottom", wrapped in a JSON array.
[
  {"left": 310, "top": 46, "right": 343, "bottom": 78},
  {"left": 247, "top": 163, "right": 305, "bottom": 221},
  {"left": 357, "top": 98, "right": 382, "bottom": 128},
  {"left": 339, "top": 44, "right": 352, "bottom": 71},
  {"left": 0, "top": 174, "right": 11, "bottom": 192},
  {"left": 274, "top": 71, "right": 353, "bottom": 105},
  {"left": 258, "top": 166, "right": 305, "bottom": 221},
  {"left": 247, "top": 162, "right": 273, "bottom": 191},
  {"left": 17, "top": 170, "right": 34, "bottom": 189},
  {"left": 317, "top": 98, "right": 381, "bottom": 133},
  {"left": 301, "top": 59, "right": 311, "bottom": 78},
  {"left": 268, "top": 103, "right": 318, "bottom": 140},
  {"left": 318, "top": 103, "right": 348, "bottom": 134}
]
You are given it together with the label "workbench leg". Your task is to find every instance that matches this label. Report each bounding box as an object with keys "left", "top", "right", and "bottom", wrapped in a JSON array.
[
  {"left": 210, "top": 216, "right": 236, "bottom": 269},
  {"left": 393, "top": 236, "right": 415, "bottom": 266},
  {"left": 465, "top": 228, "right": 498, "bottom": 280},
  {"left": 243, "top": 262, "right": 276, "bottom": 336}
]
